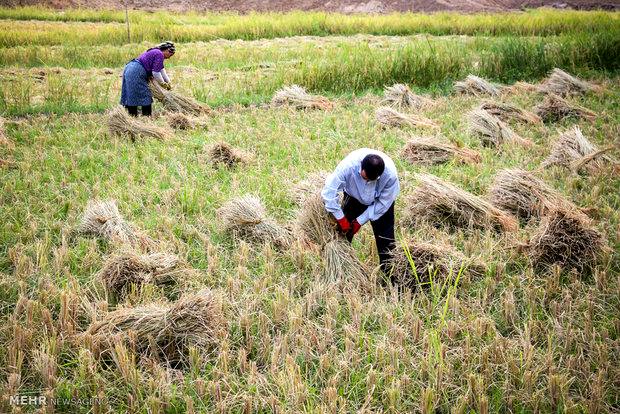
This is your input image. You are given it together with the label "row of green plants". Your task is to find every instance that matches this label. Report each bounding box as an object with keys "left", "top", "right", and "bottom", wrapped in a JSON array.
[{"left": 0, "top": 8, "right": 618, "bottom": 47}]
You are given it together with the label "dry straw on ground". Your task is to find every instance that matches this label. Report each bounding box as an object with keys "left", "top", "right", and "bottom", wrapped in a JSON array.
[
  {"left": 479, "top": 100, "right": 542, "bottom": 125},
  {"left": 208, "top": 142, "right": 250, "bottom": 168},
  {"left": 454, "top": 75, "right": 500, "bottom": 97},
  {"left": 0, "top": 117, "right": 12, "bottom": 148},
  {"left": 488, "top": 168, "right": 577, "bottom": 222},
  {"left": 375, "top": 106, "right": 438, "bottom": 129},
  {"left": 403, "top": 173, "right": 518, "bottom": 232},
  {"left": 85, "top": 289, "right": 223, "bottom": 359},
  {"left": 526, "top": 209, "right": 606, "bottom": 273},
  {"left": 400, "top": 136, "right": 481, "bottom": 165},
  {"left": 468, "top": 109, "right": 532, "bottom": 148},
  {"left": 542, "top": 126, "right": 615, "bottom": 173},
  {"left": 388, "top": 239, "right": 483, "bottom": 290},
  {"left": 291, "top": 171, "right": 329, "bottom": 206},
  {"left": 78, "top": 200, "right": 153, "bottom": 248},
  {"left": 533, "top": 93, "right": 596, "bottom": 123},
  {"left": 382, "top": 83, "right": 433, "bottom": 109},
  {"left": 107, "top": 106, "right": 171, "bottom": 141},
  {"left": 271, "top": 85, "right": 333, "bottom": 110},
  {"left": 297, "top": 193, "right": 368, "bottom": 282},
  {"left": 98, "top": 251, "right": 183, "bottom": 299},
  {"left": 539, "top": 68, "right": 598, "bottom": 97},
  {"left": 167, "top": 112, "right": 205, "bottom": 130},
  {"left": 149, "top": 82, "right": 210, "bottom": 116},
  {"left": 218, "top": 195, "right": 291, "bottom": 248}
]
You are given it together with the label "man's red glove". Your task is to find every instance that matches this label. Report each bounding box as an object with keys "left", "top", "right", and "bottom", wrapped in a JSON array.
[
  {"left": 351, "top": 219, "right": 362, "bottom": 235},
  {"left": 336, "top": 217, "right": 351, "bottom": 233}
]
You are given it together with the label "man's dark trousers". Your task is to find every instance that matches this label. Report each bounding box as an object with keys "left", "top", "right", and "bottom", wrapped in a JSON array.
[{"left": 341, "top": 192, "right": 395, "bottom": 273}]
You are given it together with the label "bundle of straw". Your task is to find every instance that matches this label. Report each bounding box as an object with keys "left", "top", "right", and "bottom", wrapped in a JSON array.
[
  {"left": 78, "top": 200, "right": 153, "bottom": 248},
  {"left": 271, "top": 85, "right": 333, "bottom": 110},
  {"left": 533, "top": 93, "right": 596, "bottom": 123},
  {"left": 85, "top": 289, "right": 223, "bottom": 358},
  {"left": 291, "top": 171, "right": 330, "bottom": 206},
  {"left": 218, "top": 195, "right": 291, "bottom": 248},
  {"left": 479, "top": 100, "right": 542, "bottom": 125},
  {"left": 375, "top": 106, "right": 438, "bottom": 129},
  {"left": 488, "top": 168, "right": 576, "bottom": 222},
  {"left": 527, "top": 209, "right": 606, "bottom": 273},
  {"left": 400, "top": 136, "right": 481, "bottom": 165},
  {"left": 468, "top": 109, "right": 532, "bottom": 148},
  {"left": 539, "top": 68, "right": 597, "bottom": 97},
  {"left": 542, "top": 126, "right": 614, "bottom": 173},
  {"left": 107, "top": 106, "right": 170, "bottom": 141},
  {"left": 388, "top": 240, "right": 483, "bottom": 290},
  {"left": 382, "top": 84, "right": 433, "bottom": 109},
  {"left": 149, "top": 82, "right": 210, "bottom": 116},
  {"left": 167, "top": 112, "right": 204, "bottom": 130},
  {"left": 403, "top": 173, "right": 518, "bottom": 232},
  {"left": 98, "top": 251, "right": 182, "bottom": 299},
  {"left": 454, "top": 75, "right": 500, "bottom": 97},
  {"left": 208, "top": 142, "right": 250, "bottom": 168},
  {"left": 297, "top": 193, "right": 368, "bottom": 282}
]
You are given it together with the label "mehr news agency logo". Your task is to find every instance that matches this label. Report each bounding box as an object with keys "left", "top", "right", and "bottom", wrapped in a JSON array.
[{"left": 9, "top": 394, "right": 103, "bottom": 407}]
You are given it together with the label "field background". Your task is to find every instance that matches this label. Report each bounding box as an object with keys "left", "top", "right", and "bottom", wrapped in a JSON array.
[{"left": 1, "top": 6, "right": 619, "bottom": 414}]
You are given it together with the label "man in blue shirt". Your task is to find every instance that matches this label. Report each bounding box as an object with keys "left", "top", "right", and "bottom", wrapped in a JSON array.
[{"left": 321, "top": 148, "right": 400, "bottom": 273}]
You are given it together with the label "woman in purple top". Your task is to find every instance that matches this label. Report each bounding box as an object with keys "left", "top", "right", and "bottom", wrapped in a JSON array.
[{"left": 120, "top": 42, "right": 175, "bottom": 117}]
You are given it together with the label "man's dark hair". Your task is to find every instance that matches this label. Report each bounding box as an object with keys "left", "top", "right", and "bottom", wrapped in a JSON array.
[{"left": 361, "top": 154, "right": 385, "bottom": 181}]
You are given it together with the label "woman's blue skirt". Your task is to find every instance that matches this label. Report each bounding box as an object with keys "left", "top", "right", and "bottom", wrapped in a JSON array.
[{"left": 120, "top": 60, "right": 152, "bottom": 106}]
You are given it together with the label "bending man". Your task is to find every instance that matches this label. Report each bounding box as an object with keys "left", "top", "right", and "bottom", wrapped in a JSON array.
[{"left": 321, "top": 148, "right": 400, "bottom": 273}]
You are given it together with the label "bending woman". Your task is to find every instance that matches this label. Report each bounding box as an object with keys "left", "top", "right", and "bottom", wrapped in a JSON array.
[{"left": 120, "top": 41, "right": 175, "bottom": 117}]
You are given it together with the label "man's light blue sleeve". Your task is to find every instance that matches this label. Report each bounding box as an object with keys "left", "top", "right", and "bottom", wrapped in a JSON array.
[
  {"left": 356, "top": 177, "right": 400, "bottom": 225},
  {"left": 321, "top": 167, "right": 347, "bottom": 220}
]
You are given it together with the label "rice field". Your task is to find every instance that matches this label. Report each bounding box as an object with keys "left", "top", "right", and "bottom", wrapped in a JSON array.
[{"left": 1, "top": 6, "right": 619, "bottom": 413}]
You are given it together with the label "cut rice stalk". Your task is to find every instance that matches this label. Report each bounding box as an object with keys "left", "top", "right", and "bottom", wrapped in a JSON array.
[
  {"left": 167, "top": 112, "right": 206, "bottom": 130},
  {"left": 98, "top": 251, "right": 183, "bottom": 299},
  {"left": 218, "top": 195, "right": 291, "bottom": 248},
  {"left": 271, "top": 85, "right": 333, "bottom": 110},
  {"left": 375, "top": 106, "right": 438, "bottom": 129},
  {"left": 382, "top": 83, "right": 433, "bottom": 109},
  {"left": 400, "top": 136, "right": 481, "bottom": 166},
  {"left": 488, "top": 168, "right": 577, "bottom": 222},
  {"left": 468, "top": 109, "right": 532, "bottom": 148},
  {"left": 149, "top": 81, "right": 210, "bottom": 116},
  {"left": 291, "top": 171, "right": 330, "bottom": 206},
  {"left": 526, "top": 209, "right": 607, "bottom": 273},
  {"left": 84, "top": 288, "right": 224, "bottom": 360},
  {"left": 539, "top": 68, "right": 598, "bottom": 97},
  {"left": 533, "top": 93, "right": 596, "bottom": 123},
  {"left": 542, "top": 126, "right": 614, "bottom": 173},
  {"left": 454, "top": 75, "right": 500, "bottom": 97},
  {"left": 0, "top": 117, "right": 12, "bottom": 148},
  {"left": 479, "top": 100, "right": 542, "bottom": 125},
  {"left": 208, "top": 142, "right": 250, "bottom": 168},
  {"left": 107, "top": 105, "right": 171, "bottom": 141},
  {"left": 403, "top": 173, "right": 518, "bottom": 232}
]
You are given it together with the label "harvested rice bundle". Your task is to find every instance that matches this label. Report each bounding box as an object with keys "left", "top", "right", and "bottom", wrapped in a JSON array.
[
  {"left": 488, "top": 168, "right": 576, "bottom": 222},
  {"left": 375, "top": 106, "right": 438, "bottom": 129},
  {"left": 539, "top": 68, "right": 597, "bottom": 97},
  {"left": 107, "top": 106, "right": 170, "bottom": 141},
  {"left": 291, "top": 171, "right": 329, "bottom": 206},
  {"left": 382, "top": 83, "right": 433, "bottom": 109},
  {"left": 454, "top": 75, "right": 500, "bottom": 97},
  {"left": 479, "top": 100, "right": 542, "bottom": 125},
  {"left": 0, "top": 117, "right": 11, "bottom": 148},
  {"left": 468, "top": 109, "right": 532, "bottom": 148},
  {"left": 271, "top": 85, "right": 333, "bottom": 110},
  {"left": 404, "top": 173, "right": 518, "bottom": 232},
  {"left": 85, "top": 289, "right": 223, "bottom": 358},
  {"left": 542, "top": 126, "right": 613, "bottom": 173},
  {"left": 400, "top": 136, "right": 481, "bottom": 166},
  {"left": 149, "top": 82, "right": 210, "bottom": 116},
  {"left": 533, "top": 93, "right": 596, "bottom": 123},
  {"left": 78, "top": 200, "right": 153, "bottom": 248},
  {"left": 297, "top": 193, "right": 368, "bottom": 282},
  {"left": 167, "top": 112, "right": 205, "bottom": 130},
  {"left": 388, "top": 240, "right": 483, "bottom": 289},
  {"left": 527, "top": 209, "right": 606, "bottom": 273},
  {"left": 218, "top": 195, "right": 291, "bottom": 248},
  {"left": 98, "top": 251, "right": 182, "bottom": 299},
  {"left": 208, "top": 142, "right": 250, "bottom": 168}
]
